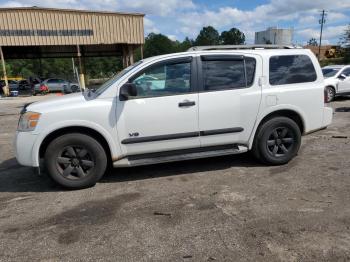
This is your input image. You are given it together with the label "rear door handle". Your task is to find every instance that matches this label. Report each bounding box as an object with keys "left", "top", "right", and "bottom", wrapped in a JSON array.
[{"left": 178, "top": 100, "right": 196, "bottom": 107}]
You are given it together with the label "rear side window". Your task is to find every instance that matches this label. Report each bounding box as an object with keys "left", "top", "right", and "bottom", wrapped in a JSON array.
[
  {"left": 202, "top": 57, "right": 256, "bottom": 91},
  {"left": 269, "top": 55, "right": 317, "bottom": 85}
]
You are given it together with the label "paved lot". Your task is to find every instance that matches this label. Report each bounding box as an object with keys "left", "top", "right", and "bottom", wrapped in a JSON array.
[{"left": 0, "top": 95, "right": 350, "bottom": 261}]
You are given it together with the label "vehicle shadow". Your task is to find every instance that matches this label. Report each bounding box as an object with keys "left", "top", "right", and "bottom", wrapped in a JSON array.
[
  {"left": 101, "top": 153, "right": 263, "bottom": 183},
  {"left": 335, "top": 107, "right": 350, "bottom": 112},
  {"left": 0, "top": 158, "right": 59, "bottom": 193},
  {"left": 0, "top": 153, "right": 263, "bottom": 192}
]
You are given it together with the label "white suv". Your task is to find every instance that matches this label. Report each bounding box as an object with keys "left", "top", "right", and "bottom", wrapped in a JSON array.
[
  {"left": 15, "top": 45, "right": 333, "bottom": 189},
  {"left": 323, "top": 65, "right": 350, "bottom": 102}
]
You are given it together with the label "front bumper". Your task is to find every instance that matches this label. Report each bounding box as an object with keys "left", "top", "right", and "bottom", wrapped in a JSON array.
[{"left": 14, "top": 131, "right": 39, "bottom": 167}]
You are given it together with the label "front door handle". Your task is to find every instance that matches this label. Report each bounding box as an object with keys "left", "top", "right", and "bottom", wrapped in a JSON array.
[{"left": 178, "top": 100, "right": 196, "bottom": 107}]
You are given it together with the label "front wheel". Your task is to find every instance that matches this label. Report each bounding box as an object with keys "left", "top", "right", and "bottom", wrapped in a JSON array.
[
  {"left": 252, "top": 117, "right": 301, "bottom": 165},
  {"left": 325, "top": 86, "right": 335, "bottom": 102},
  {"left": 44, "top": 133, "right": 107, "bottom": 189}
]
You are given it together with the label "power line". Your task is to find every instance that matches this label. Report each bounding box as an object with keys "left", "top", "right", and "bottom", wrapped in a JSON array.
[{"left": 318, "top": 10, "right": 327, "bottom": 61}]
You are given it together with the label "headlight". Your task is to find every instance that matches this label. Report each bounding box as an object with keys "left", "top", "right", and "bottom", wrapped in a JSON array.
[{"left": 17, "top": 111, "right": 41, "bottom": 132}]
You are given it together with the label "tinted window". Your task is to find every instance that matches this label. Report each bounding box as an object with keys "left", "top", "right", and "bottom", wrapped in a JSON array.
[
  {"left": 202, "top": 57, "right": 256, "bottom": 91},
  {"left": 245, "top": 57, "right": 256, "bottom": 86},
  {"left": 131, "top": 61, "right": 191, "bottom": 98},
  {"left": 47, "top": 79, "right": 58, "bottom": 84},
  {"left": 269, "top": 55, "right": 317, "bottom": 85}
]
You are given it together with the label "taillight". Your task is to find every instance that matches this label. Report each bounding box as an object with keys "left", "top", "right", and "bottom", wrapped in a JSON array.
[{"left": 324, "top": 88, "right": 328, "bottom": 103}]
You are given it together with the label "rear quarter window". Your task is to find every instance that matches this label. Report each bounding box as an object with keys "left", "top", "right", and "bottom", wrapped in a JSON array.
[{"left": 269, "top": 55, "right": 317, "bottom": 85}]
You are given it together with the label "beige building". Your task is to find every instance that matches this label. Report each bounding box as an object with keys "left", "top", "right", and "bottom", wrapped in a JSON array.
[{"left": 0, "top": 7, "right": 145, "bottom": 95}]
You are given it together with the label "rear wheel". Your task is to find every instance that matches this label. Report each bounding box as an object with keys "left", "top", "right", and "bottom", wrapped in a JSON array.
[
  {"left": 252, "top": 117, "right": 301, "bottom": 165},
  {"left": 44, "top": 133, "right": 107, "bottom": 189},
  {"left": 71, "top": 85, "right": 79, "bottom": 93}
]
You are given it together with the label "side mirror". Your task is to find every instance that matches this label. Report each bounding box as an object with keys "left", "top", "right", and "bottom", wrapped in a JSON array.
[
  {"left": 119, "top": 83, "right": 137, "bottom": 101},
  {"left": 338, "top": 74, "right": 346, "bottom": 80}
]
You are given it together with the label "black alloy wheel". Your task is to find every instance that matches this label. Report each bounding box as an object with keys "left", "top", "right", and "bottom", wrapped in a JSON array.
[
  {"left": 45, "top": 133, "right": 107, "bottom": 189},
  {"left": 56, "top": 145, "right": 95, "bottom": 180},
  {"left": 252, "top": 116, "right": 301, "bottom": 165},
  {"left": 266, "top": 127, "right": 295, "bottom": 158}
]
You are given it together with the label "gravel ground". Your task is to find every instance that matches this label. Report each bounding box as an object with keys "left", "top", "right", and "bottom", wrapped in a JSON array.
[{"left": 0, "top": 95, "right": 350, "bottom": 261}]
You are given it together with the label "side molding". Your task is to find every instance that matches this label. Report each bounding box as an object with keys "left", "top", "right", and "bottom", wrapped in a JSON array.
[{"left": 121, "top": 127, "right": 244, "bottom": 144}]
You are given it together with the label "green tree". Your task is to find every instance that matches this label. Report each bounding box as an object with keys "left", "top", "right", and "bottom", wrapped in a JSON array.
[
  {"left": 220, "top": 28, "right": 245, "bottom": 45},
  {"left": 84, "top": 57, "right": 122, "bottom": 78},
  {"left": 143, "top": 33, "right": 176, "bottom": 58},
  {"left": 177, "top": 37, "right": 194, "bottom": 51},
  {"left": 195, "top": 26, "right": 220, "bottom": 46},
  {"left": 307, "top": 38, "right": 318, "bottom": 46}
]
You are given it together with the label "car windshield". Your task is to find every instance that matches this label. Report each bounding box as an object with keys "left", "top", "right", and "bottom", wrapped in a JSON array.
[
  {"left": 93, "top": 61, "right": 143, "bottom": 96},
  {"left": 322, "top": 68, "right": 340, "bottom": 78}
]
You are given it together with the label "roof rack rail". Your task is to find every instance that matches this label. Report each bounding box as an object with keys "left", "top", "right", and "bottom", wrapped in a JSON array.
[{"left": 187, "top": 45, "right": 302, "bottom": 51}]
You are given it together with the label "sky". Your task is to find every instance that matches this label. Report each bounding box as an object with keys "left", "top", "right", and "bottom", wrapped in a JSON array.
[{"left": 0, "top": 0, "right": 349, "bottom": 45}]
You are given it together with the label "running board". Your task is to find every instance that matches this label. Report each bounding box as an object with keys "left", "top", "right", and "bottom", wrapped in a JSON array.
[{"left": 113, "top": 145, "right": 248, "bottom": 167}]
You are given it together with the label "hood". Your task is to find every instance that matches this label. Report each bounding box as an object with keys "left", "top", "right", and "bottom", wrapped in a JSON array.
[
  {"left": 27, "top": 93, "right": 86, "bottom": 113},
  {"left": 324, "top": 77, "right": 338, "bottom": 86}
]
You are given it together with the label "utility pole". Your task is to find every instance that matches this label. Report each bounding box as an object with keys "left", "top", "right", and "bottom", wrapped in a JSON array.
[
  {"left": 0, "top": 46, "right": 9, "bottom": 96},
  {"left": 76, "top": 45, "right": 85, "bottom": 90},
  {"left": 318, "top": 10, "right": 327, "bottom": 61}
]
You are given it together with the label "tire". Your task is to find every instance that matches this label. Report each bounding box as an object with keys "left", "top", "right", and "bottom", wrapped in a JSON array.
[
  {"left": 252, "top": 117, "right": 301, "bottom": 165},
  {"left": 71, "top": 85, "right": 79, "bottom": 93},
  {"left": 325, "top": 86, "right": 335, "bottom": 102},
  {"left": 44, "top": 133, "right": 107, "bottom": 189}
]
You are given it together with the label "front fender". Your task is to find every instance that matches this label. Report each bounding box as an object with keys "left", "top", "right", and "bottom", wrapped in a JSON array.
[{"left": 31, "top": 120, "right": 121, "bottom": 166}]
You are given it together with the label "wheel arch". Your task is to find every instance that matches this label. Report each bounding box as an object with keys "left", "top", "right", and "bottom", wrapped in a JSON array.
[
  {"left": 39, "top": 126, "right": 113, "bottom": 165},
  {"left": 249, "top": 108, "right": 305, "bottom": 149},
  {"left": 325, "top": 85, "right": 336, "bottom": 93}
]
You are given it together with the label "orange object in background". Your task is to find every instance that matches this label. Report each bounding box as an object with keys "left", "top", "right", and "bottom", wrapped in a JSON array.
[{"left": 40, "top": 84, "right": 49, "bottom": 92}]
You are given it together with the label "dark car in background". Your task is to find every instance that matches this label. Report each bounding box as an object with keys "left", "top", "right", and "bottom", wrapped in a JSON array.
[
  {"left": 0, "top": 80, "right": 19, "bottom": 91},
  {"left": 18, "top": 80, "right": 31, "bottom": 90}
]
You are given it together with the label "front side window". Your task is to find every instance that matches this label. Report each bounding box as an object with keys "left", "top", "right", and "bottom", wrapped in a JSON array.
[
  {"left": 269, "top": 55, "right": 317, "bottom": 85},
  {"left": 340, "top": 68, "right": 350, "bottom": 77},
  {"left": 202, "top": 57, "right": 256, "bottom": 91},
  {"left": 131, "top": 60, "right": 191, "bottom": 98}
]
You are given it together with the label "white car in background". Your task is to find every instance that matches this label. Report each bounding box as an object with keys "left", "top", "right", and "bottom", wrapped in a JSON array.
[{"left": 322, "top": 65, "right": 350, "bottom": 102}]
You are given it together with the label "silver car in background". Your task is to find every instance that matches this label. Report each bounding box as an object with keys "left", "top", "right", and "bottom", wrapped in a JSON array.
[{"left": 33, "top": 78, "right": 80, "bottom": 95}]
